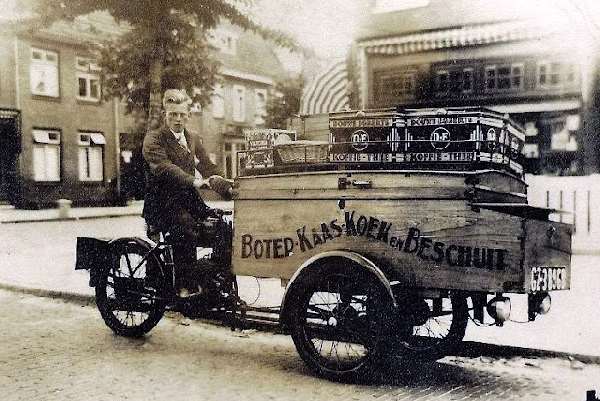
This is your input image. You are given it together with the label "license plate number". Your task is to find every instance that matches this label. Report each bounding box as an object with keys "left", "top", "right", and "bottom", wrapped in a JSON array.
[{"left": 530, "top": 267, "right": 567, "bottom": 292}]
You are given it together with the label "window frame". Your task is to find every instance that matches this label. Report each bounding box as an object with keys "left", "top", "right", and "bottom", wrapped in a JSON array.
[
  {"left": 211, "top": 84, "right": 225, "bottom": 119},
  {"left": 254, "top": 88, "right": 267, "bottom": 125},
  {"left": 484, "top": 63, "right": 524, "bottom": 92},
  {"left": 537, "top": 61, "right": 578, "bottom": 89},
  {"left": 77, "top": 132, "right": 105, "bottom": 182},
  {"left": 232, "top": 84, "right": 246, "bottom": 123},
  {"left": 32, "top": 128, "right": 61, "bottom": 182},
  {"left": 222, "top": 139, "right": 246, "bottom": 179},
  {"left": 30, "top": 47, "right": 60, "bottom": 98},
  {"left": 75, "top": 56, "right": 101, "bottom": 102}
]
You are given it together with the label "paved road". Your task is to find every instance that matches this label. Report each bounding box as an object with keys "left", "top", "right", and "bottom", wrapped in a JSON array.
[{"left": 1, "top": 289, "right": 599, "bottom": 401}]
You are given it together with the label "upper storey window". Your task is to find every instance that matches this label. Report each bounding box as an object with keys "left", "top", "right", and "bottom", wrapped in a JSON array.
[
  {"left": 30, "top": 48, "right": 59, "bottom": 97},
  {"left": 209, "top": 28, "right": 239, "bottom": 55},
  {"left": 484, "top": 63, "right": 524, "bottom": 92},
  {"left": 537, "top": 62, "right": 578, "bottom": 89}
]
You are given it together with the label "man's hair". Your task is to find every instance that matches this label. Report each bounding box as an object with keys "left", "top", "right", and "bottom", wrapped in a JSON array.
[{"left": 162, "top": 89, "right": 192, "bottom": 109}]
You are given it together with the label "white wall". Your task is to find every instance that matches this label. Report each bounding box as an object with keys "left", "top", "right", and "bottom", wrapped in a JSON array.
[{"left": 526, "top": 174, "right": 600, "bottom": 253}]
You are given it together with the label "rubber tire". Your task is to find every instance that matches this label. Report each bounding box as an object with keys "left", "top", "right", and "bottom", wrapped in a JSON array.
[
  {"left": 95, "top": 241, "right": 166, "bottom": 337},
  {"left": 396, "top": 295, "right": 469, "bottom": 361},
  {"left": 287, "top": 266, "right": 393, "bottom": 382}
]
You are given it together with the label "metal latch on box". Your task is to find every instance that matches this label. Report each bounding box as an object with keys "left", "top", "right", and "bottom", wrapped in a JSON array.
[{"left": 338, "top": 177, "right": 373, "bottom": 190}]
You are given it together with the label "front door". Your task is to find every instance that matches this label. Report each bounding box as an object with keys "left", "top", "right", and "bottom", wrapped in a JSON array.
[{"left": 0, "top": 110, "right": 21, "bottom": 204}]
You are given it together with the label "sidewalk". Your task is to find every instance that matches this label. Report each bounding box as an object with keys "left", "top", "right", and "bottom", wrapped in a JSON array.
[
  {"left": 0, "top": 201, "right": 144, "bottom": 223},
  {"left": 1, "top": 203, "right": 600, "bottom": 363}
]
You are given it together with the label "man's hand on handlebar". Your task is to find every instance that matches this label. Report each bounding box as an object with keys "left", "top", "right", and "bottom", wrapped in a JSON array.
[{"left": 208, "top": 175, "right": 233, "bottom": 200}]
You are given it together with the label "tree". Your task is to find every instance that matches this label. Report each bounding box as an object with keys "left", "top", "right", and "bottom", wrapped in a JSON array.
[
  {"left": 29, "top": 1, "right": 295, "bottom": 128},
  {"left": 265, "top": 75, "right": 303, "bottom": 129}
]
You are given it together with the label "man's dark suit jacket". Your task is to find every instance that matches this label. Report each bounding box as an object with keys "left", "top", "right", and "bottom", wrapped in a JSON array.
[{"left": 142, "top": 125, "right": 221, "bottom": 227}]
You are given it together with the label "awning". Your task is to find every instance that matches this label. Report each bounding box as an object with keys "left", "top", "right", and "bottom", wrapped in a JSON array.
[
  {"left": 90, "top": 133, "right": 106, "bottom": 145},
  {"left": 488, "top": 100, "right": 581, "bottom": 114},
  {"left": 33, "top": 130, "right": 60, "bottom": 144},
  {"left": 359, "top": 19, "right": 559, "bottom": 56}
]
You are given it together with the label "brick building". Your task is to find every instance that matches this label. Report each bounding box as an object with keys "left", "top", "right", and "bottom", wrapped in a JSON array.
[
  {"left": 351, "top": 0, "right": 600, "bottom": 175},
  {"left": 0, "top": 14, "right": 286, "bottom": 207},
  {"left": 197, "top": 21, "right": 287, "bottom": 180},
  {"left": 0, "top": 13, "right": 128, "bottom": 207}
]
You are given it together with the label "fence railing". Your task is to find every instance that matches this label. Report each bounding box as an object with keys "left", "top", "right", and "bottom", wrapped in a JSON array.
[{"left": 526, "top": 174, "right": 600, "bottom": 253}]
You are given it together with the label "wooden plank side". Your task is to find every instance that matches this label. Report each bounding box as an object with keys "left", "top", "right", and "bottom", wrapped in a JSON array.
[
  {"left": 236, "top": 171, "right": 468, "bottom": 192},
  {"left": 473, "top": 170, "right": 527, "bottom": 195},
  {"left": 232, "top": 198, "right": 524, "bottom": 293}
]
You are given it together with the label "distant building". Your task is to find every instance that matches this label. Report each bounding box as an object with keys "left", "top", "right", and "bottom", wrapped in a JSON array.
[
  {"left": 0, "top": 12, "right": 128, "bottom": 207},
  {"left": 0, "top": 13, "right": 286, "bottom": 207},
  {"left": 199, "top": 21, "right": 287, "bottom": 179},
  {"left": 352, "top": 0, "right": 600, "bottom": 175}
]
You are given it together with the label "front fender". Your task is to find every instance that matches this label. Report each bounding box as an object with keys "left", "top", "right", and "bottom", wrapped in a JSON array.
[{"left": 279, "top": 250, "right": 397, "bottom": 330}]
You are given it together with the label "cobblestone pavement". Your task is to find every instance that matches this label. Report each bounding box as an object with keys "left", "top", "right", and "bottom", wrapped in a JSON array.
[{"left": 1, "top": 289, "right": 599, "bottom": 401}]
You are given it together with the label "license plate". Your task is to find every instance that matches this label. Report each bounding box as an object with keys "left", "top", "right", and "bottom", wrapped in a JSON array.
[{"left": 530, "top": 266, "right": 567, "bottom": 292}]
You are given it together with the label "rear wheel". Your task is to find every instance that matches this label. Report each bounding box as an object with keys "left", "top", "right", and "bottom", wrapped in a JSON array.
[
  {"left": 95, "top": 241, "right": 166, "bottom": 337},
  {"left": 392, "top": 294, "right": 468, "bottom": 360},
  {"left": 288, "top": 267, "right": 393, "bottom": 382}
]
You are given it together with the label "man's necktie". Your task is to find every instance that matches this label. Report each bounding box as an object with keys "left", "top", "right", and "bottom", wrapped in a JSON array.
[{"left": 176, "top": 133, "right": 189, "bottom": 152}]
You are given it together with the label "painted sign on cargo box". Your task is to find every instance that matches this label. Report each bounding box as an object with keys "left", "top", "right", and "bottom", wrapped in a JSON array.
[{"left": 239, "top": 209, "right": 510, "bottom": 271}]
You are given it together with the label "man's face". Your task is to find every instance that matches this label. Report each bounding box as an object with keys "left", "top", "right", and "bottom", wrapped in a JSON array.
[{"left": 164, "top": 103, "right": 190, "bottom": 133}]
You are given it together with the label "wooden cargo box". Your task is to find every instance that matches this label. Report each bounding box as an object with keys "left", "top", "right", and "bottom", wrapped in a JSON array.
[{"left": 232, "top": 170, "right": 571, "bottom": 294}]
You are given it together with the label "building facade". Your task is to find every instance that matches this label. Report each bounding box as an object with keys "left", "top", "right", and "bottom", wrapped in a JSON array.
[
  {"left": 0, "top": 15, "right": 286, "bottom": 207},
  {"left": 352, "top": 0, "right": 600, "bottom": 175},
  {"left": 0, "top": 13, "right": 127, "bottom": 207},
  {"left": 198, "top": 22, "right": 286, "bottom": 179}
]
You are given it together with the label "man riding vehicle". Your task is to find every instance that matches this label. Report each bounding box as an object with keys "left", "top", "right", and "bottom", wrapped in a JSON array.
[{"left": 142, "top": 89, "right": 232, "bottom": 298}]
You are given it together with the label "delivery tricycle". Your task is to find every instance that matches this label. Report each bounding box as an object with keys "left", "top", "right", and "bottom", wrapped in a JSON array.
[{"left": 76, "top": 107, "right": 572, "bottom": 381}]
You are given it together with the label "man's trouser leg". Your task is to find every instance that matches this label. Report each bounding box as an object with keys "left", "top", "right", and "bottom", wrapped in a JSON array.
[{"left": 169, "top": 207, "right": 204, "bottom": 293}]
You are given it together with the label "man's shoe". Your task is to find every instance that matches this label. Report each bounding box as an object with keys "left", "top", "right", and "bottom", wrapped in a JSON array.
[{"left": 178, "top": 286, "right": 203, "bottom": 299}]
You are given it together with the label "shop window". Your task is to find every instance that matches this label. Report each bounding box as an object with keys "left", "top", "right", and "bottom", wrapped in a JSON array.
[
  {"left": 76, "top": 57, "right": 101, "bottom": 102},
  {"left": 211, "top": 84, "right": 225, "bottom": 118},
  {"left": 485, "top": 63, "right": 524, "bottom": 91},
  {"left": 462, "top": 68, "right": 474, "bottom": 92},
  {"left": 254, "top": 89, "right": 267, "bottom": 125},
  {"left": 374, "top": 70, "right": 417, "bottom": 103},
  {"left": 435, "top": 67, "right": 473, "bottom": 94},
  {"left": 435, "top": 70, "right": 448, "bottom": 93},
  {"left": 32, "top": 129, "right": 61, "bottom": 181},
  {"left": 538, "top": 62, "right": 578, "bottom": 88},
  {"left": 232, "top": 85, "right": 246, "bottom": 122},
  {"left": 78, "top": 132, "right": 105, "bottom": 181},
  {"left": 30, "top": 48, "right": 59, "bottom": 97},
  {"left": 223, "top": 140, "right": 246, "bottom": 179}
]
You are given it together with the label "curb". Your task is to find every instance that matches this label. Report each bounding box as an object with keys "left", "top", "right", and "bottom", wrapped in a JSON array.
[
  {"left": 458, "top": 341, "right": 600, "bottom": 365},
  {"left": 0, "top": 282, "right": 95, "bottom": 305},
  {"left": 0, "top": 212, "right": 142, "bottom": 224},
  {"left": 1, "top": 282, "right": 599, "bottom": 365}
]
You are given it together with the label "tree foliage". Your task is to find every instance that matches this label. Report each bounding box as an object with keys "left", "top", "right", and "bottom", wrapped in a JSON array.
[
  {"left": 30, "top": 0, "right": 296, "bottom": 120},
  {"left": 265, "top": 75, "right": 303, "bottom": 129}
]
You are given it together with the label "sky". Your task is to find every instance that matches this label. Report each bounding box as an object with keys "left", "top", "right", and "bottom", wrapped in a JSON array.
[
  {"left": 1, "top": 0, "right": 598, "bottom": 57},
  {"left": 252, "top": 0, "right": 362, "bottom": 58},
  {"left": 253, "top": 0, "right": 600, "bottom": 57}
]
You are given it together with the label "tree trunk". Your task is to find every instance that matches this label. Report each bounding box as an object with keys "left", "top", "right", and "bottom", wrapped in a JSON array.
[{"left": 146, "top": 40, "right": 165, "bottom": 132}]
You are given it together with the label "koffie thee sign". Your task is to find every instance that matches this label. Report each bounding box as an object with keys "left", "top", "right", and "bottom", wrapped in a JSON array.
[
  {"left": 404, "top": 116, "right": 478, "bottom": 163},
  {"left": 329, "top": 117, "right": 396, "bottom": 163},
  {"left": 329, "top": 115, "right": 479, "bottom": 164},
  {"left": 239, "top": 210, "right": 509, "bottom": 271}
]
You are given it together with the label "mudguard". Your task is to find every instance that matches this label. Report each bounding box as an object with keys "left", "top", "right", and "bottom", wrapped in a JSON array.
[{"left": 279, "top": 250, "right": 397, "bottom": 330}]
